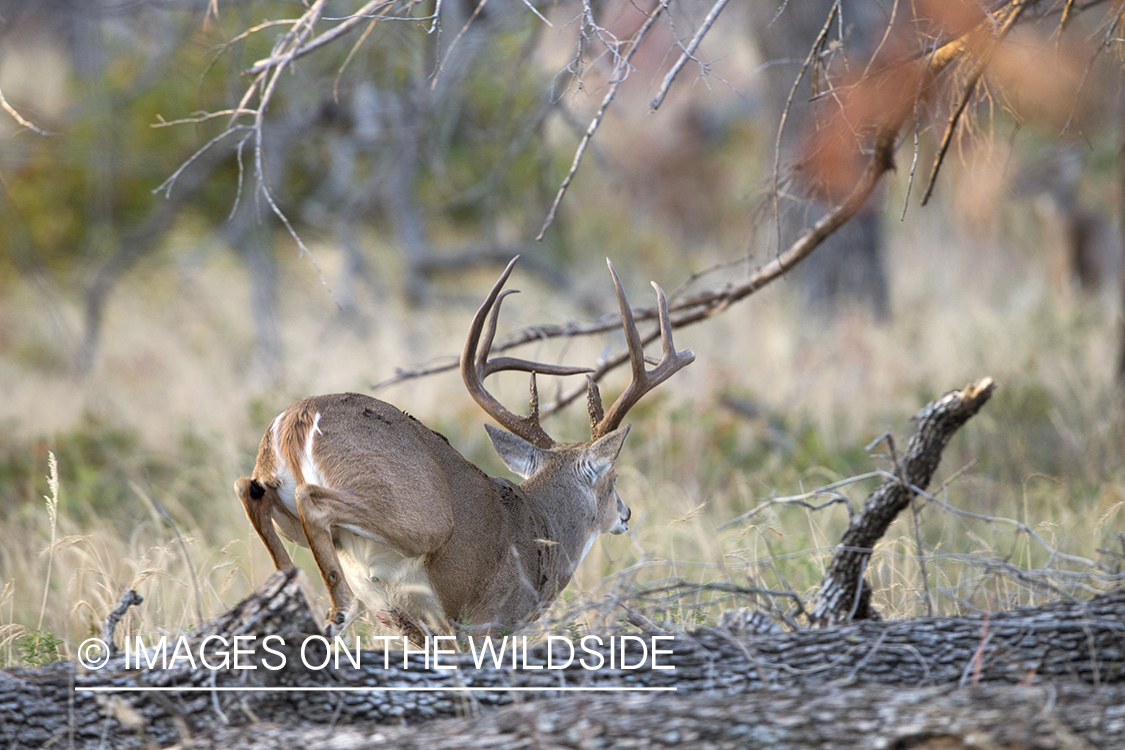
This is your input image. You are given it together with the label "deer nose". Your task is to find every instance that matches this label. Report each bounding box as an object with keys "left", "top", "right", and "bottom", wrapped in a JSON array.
[{"left": 621, "top": 504, "right": 631, "bottom": 522}]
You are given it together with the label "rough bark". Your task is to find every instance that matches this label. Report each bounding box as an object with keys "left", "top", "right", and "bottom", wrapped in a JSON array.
[
  {"left": 2, "top": 568, "right": 1124, "bottom": 749},
  {"left": 809, "top": 377, "right": 997, "bottom": 626},
  {"left": 176, "top": 682, "right": 1125, "bottom": 750}
]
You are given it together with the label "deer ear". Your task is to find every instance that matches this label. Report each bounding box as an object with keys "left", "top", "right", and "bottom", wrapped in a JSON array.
[
  {"left": 485, "top": 424, "right": 544, "bottom": 479},
  {"left": 581, "top": 425, "right": 630, "bottom": 481}
]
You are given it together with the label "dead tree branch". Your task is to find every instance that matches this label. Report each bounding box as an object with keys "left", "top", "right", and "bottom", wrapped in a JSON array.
[
  {"left": 648, "top": 0, "right": 731, "bottom": 112},
  {"left": 808, "top": 377, "right": 997, "bottom": 627},
  {"left": 536, "top": 0, "right": 668, "bottom": 240},
  {"left": 0, "top": 84, "right": 54, "bottom": 136}
]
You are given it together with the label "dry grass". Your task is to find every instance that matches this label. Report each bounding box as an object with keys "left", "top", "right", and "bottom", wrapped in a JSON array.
[{"left": 1, "top": 160, "right": 1124, "bottom": 664}]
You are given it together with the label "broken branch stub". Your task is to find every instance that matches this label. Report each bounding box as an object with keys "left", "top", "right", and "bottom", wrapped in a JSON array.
[{"left": 809, "top": 377, "right": 996, "bottom": 627}]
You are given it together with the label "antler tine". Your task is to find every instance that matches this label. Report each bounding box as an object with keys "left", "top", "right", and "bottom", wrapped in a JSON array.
[
  {"left": 608, "top": 260, "right": 649, "bottom": 384},
  {"left": 529, "top": 371, "right": 541, "bottom": 423},
  {"left": 461, "top": 256, "right": 593, "bottom": 448},
  {"left": 477, "top": 289, "right": 519, "bottom": 372},
  {"left": 586, "top": 374, "right": 604, "bottom": 431},
  {"left": 591, "top": 259, "right": 696, "bottom": 440},
  {"left": 464, "top": 256, "right": 520, "bottom": 370}
]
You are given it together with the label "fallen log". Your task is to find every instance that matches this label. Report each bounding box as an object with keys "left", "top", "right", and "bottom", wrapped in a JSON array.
[
  {"left": 177, "top": 682, "right": 1125, "bottom": 750},
  {"left": 2, "top": 568, "right": 1123, "bottom": 749}
]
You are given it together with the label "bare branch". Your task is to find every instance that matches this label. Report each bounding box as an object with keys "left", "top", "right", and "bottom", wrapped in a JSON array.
[
  {"left": 536, "top": 0, "right": 669, "bottom": 240},
  {"left": 431, "top": 0, "right": 491, "bottom": 90},
  {"left": 241, "top": 0, "right": 399, "bottom": 76},
  {"left": 920, "top": 0, "right": 1031, "bottom": 205},
  {"left": 649, "top": 0, "right": 730, "bottom": 112},
  {"left": 152, "top": 109, "right": 257, "bottom": 128},
  {"left": 0, "top": 84, "right": 55, "bottom": 136},
  {"left": 771, "top": 2, "right": 839, "bottom": 256}
]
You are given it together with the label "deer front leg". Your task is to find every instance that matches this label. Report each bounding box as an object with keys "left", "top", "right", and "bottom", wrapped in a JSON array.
[{"left": 294, "top": 483, "right": 357, "bottom": 629}]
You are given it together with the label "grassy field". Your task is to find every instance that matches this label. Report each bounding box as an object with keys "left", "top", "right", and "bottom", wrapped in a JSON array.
[{"left": 1, "top": 168, "right": 1123, "bottom": 666}]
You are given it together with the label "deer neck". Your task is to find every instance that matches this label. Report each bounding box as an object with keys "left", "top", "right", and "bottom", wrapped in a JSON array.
[{"left": 511, "top": 473, "right": 598, "bottom": 576}]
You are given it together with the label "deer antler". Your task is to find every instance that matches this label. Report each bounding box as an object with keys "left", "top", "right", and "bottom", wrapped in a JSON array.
[
  {"left": 589, "top": 259, "right": 696, "bottom": 440},
  {"left": 462, "top": 256, "right": 593, "bottom": 448}
]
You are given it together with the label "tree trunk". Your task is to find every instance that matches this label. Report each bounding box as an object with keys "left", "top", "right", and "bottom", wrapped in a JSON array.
[{"left": 2, "top": 568, "right": 1123, "bottom": 749}]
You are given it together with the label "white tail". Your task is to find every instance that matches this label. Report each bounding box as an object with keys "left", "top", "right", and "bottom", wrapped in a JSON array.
[{"left": 235, "top": 258, "right": 694, "bottom": 641}]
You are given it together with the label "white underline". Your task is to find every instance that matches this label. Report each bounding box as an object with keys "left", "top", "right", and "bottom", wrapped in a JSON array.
[{"left": 78, "top": 686, "right": 677, "bottom": 693}]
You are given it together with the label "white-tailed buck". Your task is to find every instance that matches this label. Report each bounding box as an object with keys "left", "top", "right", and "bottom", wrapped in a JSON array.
[{"left": 235, "top": 258, "right": 693, "bottom": 640}]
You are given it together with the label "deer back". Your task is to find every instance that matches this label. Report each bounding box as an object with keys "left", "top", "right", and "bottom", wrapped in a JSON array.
[{"left": 251, "top": 394, "right": 484, "bottom": 555}]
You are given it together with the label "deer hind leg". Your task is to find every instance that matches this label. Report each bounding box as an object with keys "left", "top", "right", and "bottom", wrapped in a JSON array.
[
  {"left": 234, "top": 477, "right": 295, "bottom": 571},
  {"left": 293, "top": 482, "right": 449, "bottom": 638},
  {"left": 294, "top": 483, "right": 357, "bottom": 627}
]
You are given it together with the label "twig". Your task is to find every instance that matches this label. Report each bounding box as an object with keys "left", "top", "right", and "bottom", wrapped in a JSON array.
[
  {"left": 152, "top": 125, "right": 249, "bottom": 199},
  {"left": 152, "top": 109, "right": 258, "bottom": 127},
  {"left": 649, "top": 0, "right": 730, "bottom": 112},
  {"left": 861, "top": 0, "right": 900, "bottom": 79},
  {"left": 904, "top": 479, "right": 1099, "bottom": 570},
  {"left": 900, "top": 124, "right": 920, "bottom": 221},
  {"left": 1061, "top": 5, "right": 1124, "bottom": 134},
  {"left": 536, "top": 0, "right": 668, "bottom": 240},
  {"left": 431, "top": 0, "right": 491, "bottom": 89},
  {"left": 772, "top": 2, "right": 839, "bottom": 256},
  {"left": 0, "top": 85, "right": 55, "bottom": 136},
  {"left": 920, "top": 0, "right": 1030, "bottom": 205},
  {"left": 241, "top": 0, "right": 396, "bottom": 76},
  {"left": 1058, "top": 0, "right": 1078, "bottom": 36},
  {"left": 717, "top": 471, "right": 880, "bottom": 530},
  {"left": 335, "top": 18, "right": 381, "bottom": 101},
  {"left": 246, "top": 0, "right": 336, "bottom": 298}
]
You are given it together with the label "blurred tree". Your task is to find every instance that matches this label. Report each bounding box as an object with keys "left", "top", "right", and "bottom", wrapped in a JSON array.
[
  {"left": 0, "top": 0, "right": 250, "bottom": 371},
  {"left": 0, "top": 0, "right": 579, "bottom": 376}
]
